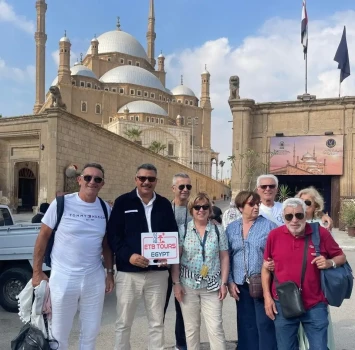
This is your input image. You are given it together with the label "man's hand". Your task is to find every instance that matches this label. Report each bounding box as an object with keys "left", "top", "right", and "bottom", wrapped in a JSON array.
[
  {"left": 264, "top": 296, "right": 278, "bottom": 320},
  {"left": 173, "top": 284, "right": 185, "bottom": 303},
  {"left": 32, "top": 271, "right": 49, "bottom": 287},
  {"left": 227, "top": 282, "right": 240, "bottom": 301},
  {"left": 105, "top": 273, "right": 114, "bottom": 294},
  {"left": 129, "top": 254, "right": 150, "bottom": 268},
  {"left": 157, "top": 259, "right": 168, "bottom": 268},
  {"left": 311, "top": 256, "right": 332, "bottom": 269},
  {"left": 218, "top": 284, "right": 228, "bottom": 300},
  {"left": 263, "top": 258, "right": 275, "bottom": 272},
  {"left": 321, "top": 214, "right": 333, "bottom": 230}
]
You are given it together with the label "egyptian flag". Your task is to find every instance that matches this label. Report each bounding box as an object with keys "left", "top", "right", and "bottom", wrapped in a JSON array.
[{"left": 301, "top": 0, "right": 308, "bottom": 58}]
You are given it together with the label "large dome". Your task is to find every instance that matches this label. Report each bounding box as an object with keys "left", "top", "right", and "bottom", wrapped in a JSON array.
[
  {"left": 170, "top": 84, "right": 196, "bottom": 97},
  {"left": 100, "top": 65, "right": 166, "bottom": 92},
  {"left": 86, "top": 30, "right": 148, "bottom": 60},
  {"left": 118, "top": 101, "right": 168, "bottom": 116}
]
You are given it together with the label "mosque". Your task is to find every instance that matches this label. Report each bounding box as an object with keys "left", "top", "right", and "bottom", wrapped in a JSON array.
[{"left": 33, "top": 0, "right": 218, "bottom": 176}]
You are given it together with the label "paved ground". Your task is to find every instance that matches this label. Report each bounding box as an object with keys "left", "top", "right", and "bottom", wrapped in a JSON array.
[{"left": 2, "top": 200, "right": 355, "bottom": 349}]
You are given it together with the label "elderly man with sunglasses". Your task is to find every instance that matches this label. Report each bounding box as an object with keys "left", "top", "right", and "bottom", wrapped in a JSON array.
[
  {"left": 32, "top": 163, "right": 114, "bottom": 350},
  {"left": 107, "top": 163, "right": 178, "bottom": 350},
  {"left": 256, "top": 174, "right": 333, "bottom": 229},
  {"left": 261, "top": 198, "right": 346, "bottom": 350}
]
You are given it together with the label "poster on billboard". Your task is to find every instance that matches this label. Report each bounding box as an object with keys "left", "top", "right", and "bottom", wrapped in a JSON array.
[{"left": 269, "top": 135, "right": 344, "bottom": 175}]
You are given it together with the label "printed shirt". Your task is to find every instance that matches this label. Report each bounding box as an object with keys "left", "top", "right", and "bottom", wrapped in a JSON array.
[
  {"left": 179, "top": 220, "right": 228, "bottom": 290},
  {"left": 226, "top": 216, "right": 277, "bottom": 285},
  {"left": 259, "top": 202, "right": 284, "bottom": 226}
]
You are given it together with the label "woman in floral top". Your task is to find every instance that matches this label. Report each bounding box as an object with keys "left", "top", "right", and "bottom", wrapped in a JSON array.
[{"left": 172, "top": 192, "right": 229, "bottom": 350}]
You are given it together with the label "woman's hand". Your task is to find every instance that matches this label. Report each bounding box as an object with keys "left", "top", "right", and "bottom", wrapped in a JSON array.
[
  {"left": 227, "top": 282, "right": 240, "bottom": 301},
  {"left": 218, "top": 284, "right": 228, "bottom": 300},
  {"left": 105, "top": 273, "right": 114, "bottom": 294},
  {"left": 263, "top": 258, "right": 275, "bottom": 272},
  {"left": 321, "top": 213, "right": 333, "bottom": 230},
  {"left": 173, "top": 284, "right": 185, "bottom": 303}
]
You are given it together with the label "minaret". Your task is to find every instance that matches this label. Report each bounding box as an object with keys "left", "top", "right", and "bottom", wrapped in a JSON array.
[
  {"left": 293, "top": 143, "right": 296, "bottom": 165},
  {"left": 33, "top": 0, "right": 47, "bottom": 114},
  {"left": 200, "top": 65, "right": 211, "bottom": 108},
  {"left": 91, "top": 35, "right": 99, "bottom": 56},
  {"left": 57, "top": 31, "right": 71, "bottom": 84},
  {"left": 157, "top": 51, "right": 166, "bottom": 86},
  {"left": 146, "top": 0, "right": 156, "bottom": 68}
]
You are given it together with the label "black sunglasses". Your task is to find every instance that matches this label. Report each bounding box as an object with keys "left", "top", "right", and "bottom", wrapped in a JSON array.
[
  {"left": 246, "top": 201, "right": 261, "bottom": 207},
  {"left": 137, "top": 176, "right": 157, "bottom": 183},
  {"left": 81, "top": 175, "right": 104, "bottom": 184},
  {"left": 284, "top": 213, "right": 305, "bottom": 221},
  {"left": 178, "top": 184, "right": 192, "bottom": 191},
  {"left": 193, "top": 205, "right": 210, "bottom": 211},
  {"left": 260, "top": 184, "right": 276, "bottom": 190},
  {"left": 304, "top": 200, "right": 312, "bottom": 206}
]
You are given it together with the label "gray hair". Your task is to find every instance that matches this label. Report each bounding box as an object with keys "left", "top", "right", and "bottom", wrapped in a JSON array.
[
  {"left": 295, "top": 187, "right": 324, "bottom": 218},
  {"left": 282, "top": 198, "right": 306, "bottom": 214},
  {"left": 136, "top": 163, "right": 157, "bottom": 175},
  {"left": 82, "top": 163, "right": 105, "bottom": 177},
  {"left": 172, "top": 173, "right": 190, "bottom": 185},
  {"left": 256, "top": 174, "right": 279, "bottom": 187}
]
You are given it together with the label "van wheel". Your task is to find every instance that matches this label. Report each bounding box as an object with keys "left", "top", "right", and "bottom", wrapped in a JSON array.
[{"left": 0, "top": 268, "right": 32, "bottom": 313}]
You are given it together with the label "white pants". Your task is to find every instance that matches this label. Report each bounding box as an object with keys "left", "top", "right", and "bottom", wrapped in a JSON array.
[
  {"left": 179, "top": 286, "right": 226, "bottom": 350},
  {"left": 114, "top": 270, "right": 168, "bottom": 350},
  {"left": 49, "top": 268, "right": 105, "bottom": 350}
]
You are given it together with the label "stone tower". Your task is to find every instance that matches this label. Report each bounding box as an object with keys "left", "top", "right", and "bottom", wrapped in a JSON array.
[
  {"left": 200, "top": 66, "right": 212, "bottom": 148},
  {"left": 157, "top": 52, "right": 166, "bottom": 86},
  {"left": 91, "top": 35, "right": 99, "bottom": 56},
  {"left": 57, "top": 32, "right": 71, "bottom": 84},
  {"left": 33, "top": 0, "right": 47, "bottom": 114},
  {"left": 200, "top": 66, "right": 211, "bottom": 109},
  {"left": 146, "top": 0, "right": 156, "bottom": 68}
]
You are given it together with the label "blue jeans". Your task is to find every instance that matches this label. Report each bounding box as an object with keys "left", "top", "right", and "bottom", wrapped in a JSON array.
[
  {"left": 274, "top": 301, "right": 329, "bottom": 350},
  {"left": 237, "top": 283, "right": 277, "bottom": 350}
]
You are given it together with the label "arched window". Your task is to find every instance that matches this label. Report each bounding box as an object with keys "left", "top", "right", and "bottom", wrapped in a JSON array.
[
  {"left": 95, "top": 104, "right": 101, "bottom": 114},
  {"left": 81, "top": 101, "right": 87, "bottom": 112},
  {"left": 160, "top": 118, "right": 164, "bottom": 124},
  {"left": 19, "top": 168, "right": 35, "bottom": 179},
  {"left": 168, "top": 142, "right": 174, "bottom": 156}
]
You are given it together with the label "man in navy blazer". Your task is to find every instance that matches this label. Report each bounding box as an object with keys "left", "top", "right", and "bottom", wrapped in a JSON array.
[{"left": 108, "top": 163, "right": 178, "bottom": 350}]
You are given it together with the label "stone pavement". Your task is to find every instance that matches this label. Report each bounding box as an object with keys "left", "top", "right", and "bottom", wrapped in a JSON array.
[
  {"left": 165, "top": 341, "right": 238, "bottom": 349},
  {"left": 332, "top": 228, "right": 355, "bottom": 251}
]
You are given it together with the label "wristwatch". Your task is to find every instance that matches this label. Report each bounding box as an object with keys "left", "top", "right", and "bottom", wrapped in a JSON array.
[
  {"left": 173, "top": 281, "right": 181, "bottom": 285},
  {"left": 222, "top": 282, "right": 228, "bottom": 287},
  {"left": 107, "top": 268, "right": 114, "bottom": 274},
  {"left": 330, "top": 259, "right": 336, "bottom": 269}
]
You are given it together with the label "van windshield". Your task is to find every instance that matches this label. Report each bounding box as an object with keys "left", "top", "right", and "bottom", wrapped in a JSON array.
[{"left": 0, "top": 208, "right": 14, "bottom": 226}]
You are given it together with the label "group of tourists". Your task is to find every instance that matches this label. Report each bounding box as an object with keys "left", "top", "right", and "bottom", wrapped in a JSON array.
[{"left": 30, "top": 163, "right": 347, "bottom": 350}]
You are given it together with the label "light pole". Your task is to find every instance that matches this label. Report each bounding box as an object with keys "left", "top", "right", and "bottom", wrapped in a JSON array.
[{"left": 187, "top": 116, "right": 199, "bottom": 170}]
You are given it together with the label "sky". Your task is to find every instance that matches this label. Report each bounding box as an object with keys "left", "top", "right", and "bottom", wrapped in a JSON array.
[{"left": 0, "top": 0, "right": 354, "bottom": 179}]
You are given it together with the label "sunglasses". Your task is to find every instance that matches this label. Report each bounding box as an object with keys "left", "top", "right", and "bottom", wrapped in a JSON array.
[
  {"left": 304, "top": 200, "right": 312, "bottom": 206},
  {"left": 81, "top": 175, "right": 104, "bottom": 184},
  {"left": 136, "top": 176, "right": 157, "bottom": 183},
  {"left": 246, "top": 201, "right": 261, "bottom": 207},
  {"left": 178, "top": 184, "right": 192, "bottom": 191},
  {"left": 193, "top": 205, "right": 210, "bottom": 211},
  {"left": 284, "top": 213, "right": 305, "bottom": 221},
  {"left": 260, "top": 184, "right": 276, "bottom": 190}
]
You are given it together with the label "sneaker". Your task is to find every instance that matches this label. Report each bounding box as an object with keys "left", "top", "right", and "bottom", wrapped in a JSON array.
[{"left": 175, "top": 346, "right": 187, "bottom": 350}]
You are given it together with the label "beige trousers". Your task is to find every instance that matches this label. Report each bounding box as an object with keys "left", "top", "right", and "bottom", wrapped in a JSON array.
[
  {"left": 114, "top": 270, "right": 168, "bottom": 350},
  {"left": 179, "top": 285, "right": 226, "bottom": 350}
]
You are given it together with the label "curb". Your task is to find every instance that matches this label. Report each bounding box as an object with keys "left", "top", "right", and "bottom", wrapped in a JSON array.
[{"left": 340, "top": 245, "right": 355, "bottom": 252}]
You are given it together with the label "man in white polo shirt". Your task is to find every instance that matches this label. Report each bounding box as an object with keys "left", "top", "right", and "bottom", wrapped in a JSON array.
[{"left": 32, "top": 163, "right": 114, "bottom": 350}]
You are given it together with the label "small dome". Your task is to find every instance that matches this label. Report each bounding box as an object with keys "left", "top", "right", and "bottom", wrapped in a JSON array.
[
  {"left": 123, "top": 106, "right": 130, "bottom": 113},
  {"left": 158, "top": 53, "right": 165, "bottom": 58},
  {"left": 171, "top": 85, "right": 196, "bottom": 97},
  {"left": 60, "top": 36, "right": 70, "bottom": 43},
  {"left": 202, "top": 69, "right": 210, "bottom": 75},
  {"left": 176, "top": 114, "right": 182, "bottom": 119},
  {"left": 100, "top": 65, "right": 166, "bottom": 92},
  {"left": 91, "top": 36, "right": 98, "bottom": 42},
  {"left": 70, "top": 64, "right": 98, "bottom": 79},
  {"left": 117, "top": 101, "right": 168, "bottom": 117},
  {"left": 86, "top": 30, "right": 148, "bottom": 60}
]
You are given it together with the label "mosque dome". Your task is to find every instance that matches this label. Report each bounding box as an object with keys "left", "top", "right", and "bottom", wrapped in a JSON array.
[
  {"left": 100, "top": 65, "right": 166, "bottom": 92},
  {"left": 86, "top": 30, "right": 148, "bottom": 60},
  {"left": 50, "top": 65, "right": 97, "bottom": 86},
  {"left": 170, "top": 85, "right": 196, "bottom": 97},
  {"left": 117, "top": 101, "right": 168, "bottom": 117},
  {"left": 60, "top": 36, "right": 70, "bottom": 43}
]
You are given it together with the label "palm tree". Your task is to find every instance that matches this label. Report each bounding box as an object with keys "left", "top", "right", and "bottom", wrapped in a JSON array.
[
  {"left": 148, "top": 141, "right": 167, "bottom": 155},
  {"left": 219, "top": 160, "right": 225, "bottom": 180},
  {"left": 124, "top": 127, "right": 142, "bottom": 143}
]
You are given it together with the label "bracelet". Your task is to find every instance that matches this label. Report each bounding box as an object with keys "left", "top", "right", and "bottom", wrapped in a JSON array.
[
  {"left": 107, "top": 268, "right": 114, "bottom": 274},
  {"left": 172, "top": 281, "right": 181, "bottom": 285},
  {"left": 222, "top": 282, "right": 228, "bottom": 287}
]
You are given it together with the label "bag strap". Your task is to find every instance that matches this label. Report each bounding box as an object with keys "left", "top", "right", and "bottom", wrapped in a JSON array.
[
  {"left": 300, "top": 235, "right": 309, "bottom": 291},
  {"left": 98, "top": 197, "right": 109, "bottom": 225},
  {"left": 309, "top": 222, "right": 321, "bottom": 257},
  {"left": 53, "top": 196, "right": 65, "bottom": 232},
  {"left": 214, "top": 224, "right": 220, "bottom": 244}
]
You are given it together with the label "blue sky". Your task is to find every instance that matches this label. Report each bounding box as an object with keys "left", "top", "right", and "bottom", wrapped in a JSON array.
[{"left": 0, "top": 0, "right": 354, "bottom": 176}]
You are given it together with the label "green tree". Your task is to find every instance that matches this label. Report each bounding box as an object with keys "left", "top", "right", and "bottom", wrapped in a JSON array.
[
  {"left": 219, "top": 160, "right": 225, "bottom": 180},
  {"left": 124, "top": 127, "right": 142, "bottom": 142},
  {"left": 148, "top": 141, "right": 167, "bottom": 155}
]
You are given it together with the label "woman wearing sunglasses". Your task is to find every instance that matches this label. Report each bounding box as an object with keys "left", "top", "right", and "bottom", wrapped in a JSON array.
[
  {"left": 171, "top": 192, "right": 229, "bottom": 350},
  {"left": 295, "top": 187, "right": 335, "bottom": 350},
  {"left": 226, "top": 190, "right": 278, "bottom": 350}
]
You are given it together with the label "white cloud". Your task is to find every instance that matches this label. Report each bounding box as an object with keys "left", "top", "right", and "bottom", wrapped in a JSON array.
[
  {"left": 51, "top": 50, "right": 81, "bottom": 68},
  {"left": 165, "top": 10, "right": 355, "bottom": 176},
  {"left": 0, "top": 57, "right": 35, "bottom": 83},
  {"left": 0, "top": 0, "right": 35, "bottom": 34}
]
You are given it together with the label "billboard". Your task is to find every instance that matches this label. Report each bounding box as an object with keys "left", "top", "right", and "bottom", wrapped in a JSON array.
[{"left": 269, "top": 135, "right": 344, "bottom": 175}]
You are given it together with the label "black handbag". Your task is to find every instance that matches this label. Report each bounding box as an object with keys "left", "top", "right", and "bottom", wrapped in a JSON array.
[{"left": 274, "top": 235, "right": 309, "bottom": 319}]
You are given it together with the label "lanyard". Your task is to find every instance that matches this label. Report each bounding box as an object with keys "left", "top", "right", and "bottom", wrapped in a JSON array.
[
  {"left": 195, "top": 229, "right": 209, "bottom": 262},
  {"left": 173, "top": 202, "right": 188, "bottom": 237}
]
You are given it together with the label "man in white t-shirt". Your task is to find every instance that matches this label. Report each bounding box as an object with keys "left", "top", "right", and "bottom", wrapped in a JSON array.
[
  {"left": 32, "top": 163, "right": 114, "bottom": 350},
  {"left": 256, "top": 174, "right": 332, "bottom": 228}
]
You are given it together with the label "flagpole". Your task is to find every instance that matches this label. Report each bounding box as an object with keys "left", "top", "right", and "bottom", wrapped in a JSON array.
[
  {"left": 305, "top": 52, "right": 308, "bottom": 94},
  {"left": 339, "top": 81, "right": 341, "bottom": 98}
]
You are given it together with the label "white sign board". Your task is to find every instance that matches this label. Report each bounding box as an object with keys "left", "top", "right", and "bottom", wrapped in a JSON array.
[{"left": 141, "top": 231, "right": 179, "bottom": 265}]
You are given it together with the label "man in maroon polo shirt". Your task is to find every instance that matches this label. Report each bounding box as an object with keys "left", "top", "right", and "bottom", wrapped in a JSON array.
[{"left": 261, "top": 198, "right": 346, "bottom": 350}]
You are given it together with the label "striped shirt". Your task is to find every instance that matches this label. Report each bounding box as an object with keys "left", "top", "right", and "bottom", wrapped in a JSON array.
[{"left": 226, "top": 216, "right": 277, "bottom": 285}]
